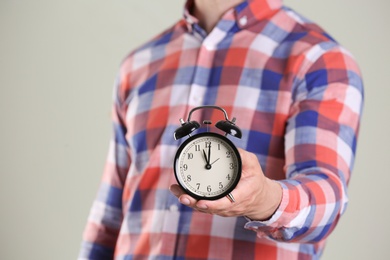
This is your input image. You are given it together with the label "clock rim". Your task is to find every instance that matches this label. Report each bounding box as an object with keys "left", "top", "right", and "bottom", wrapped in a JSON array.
[{"left": 173, "top": 132, "right": 242, "bottom": 201}]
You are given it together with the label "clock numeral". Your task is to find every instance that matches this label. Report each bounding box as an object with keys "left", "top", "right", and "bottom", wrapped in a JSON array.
[
  {"left": 186, "top": 175, "right": 192, "bottom": 182},
  {"left": 218, "top": 144, "right": 221, "bottom": 150},
  {"left": 187, "top": 153, "right": 193, "bottom": 159},
  {"left": 207, "top": 185, "right": 212, "bottom": 192},
  {"left": 183, "top": 164, "right": 188, "bottom": 171},
  {"left": 219, "top": 182, "right": 223, "bottom": 189},
  {"left": 226, "top": 174, "right": 231, "bottom": 180},
  {"left": 229, "top": 163, "right": 234, "bottom": 170},
  {"left": 196, "top": 183, "right": 200, "bottom": 190},
  {"left": 226, "top": 151, "right": 231, "bottom": 158},
  {"left": 195, "top": 145, "right": 201, "bottom": 151},
  {"left": 205, "top": 141, "right": 211, "bottom": 148}
]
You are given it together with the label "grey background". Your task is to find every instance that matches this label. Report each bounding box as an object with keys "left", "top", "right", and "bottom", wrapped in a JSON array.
[{"left": 0, "top": 0, "right": 388, "bottom": 259}]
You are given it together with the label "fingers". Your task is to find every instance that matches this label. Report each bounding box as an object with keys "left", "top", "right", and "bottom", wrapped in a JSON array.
[
  {"left": 170, "top": 149, "right": 269, "bottom": 219},
  {"left": 169, "top": 184, "right": 198, "bottom": 208},
  {"left": 238, "top": 148, "right": 260, "bottom": 176},
  {"left": 170, "top": 184, "right": 241, "bottom": 216},
  {"left": 169, "top": 184, "right": 185, "bottom": 197},
  {"left": 169, "top": 148, "right": 262, "bottom": 217}
]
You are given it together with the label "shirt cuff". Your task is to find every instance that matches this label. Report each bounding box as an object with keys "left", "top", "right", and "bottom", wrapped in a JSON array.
[{"left": 243, "top": 181, "right": 304, "bottom": 240}]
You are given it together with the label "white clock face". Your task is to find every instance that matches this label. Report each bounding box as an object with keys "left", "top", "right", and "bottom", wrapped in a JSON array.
[{"left": 174, "top": 132, "right": 241, "bottom": 200}]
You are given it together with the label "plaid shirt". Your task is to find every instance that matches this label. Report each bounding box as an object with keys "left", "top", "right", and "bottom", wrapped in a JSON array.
[{"left": 79, "top": 0, "right": 364, "bottom": 259}]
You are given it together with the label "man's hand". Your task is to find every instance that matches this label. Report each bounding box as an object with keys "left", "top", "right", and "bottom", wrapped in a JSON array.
[{"left": 169, "top": 148, "right": 282, "bottom": 221}]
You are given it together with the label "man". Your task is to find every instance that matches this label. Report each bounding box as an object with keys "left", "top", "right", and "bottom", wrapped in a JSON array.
[{"left": 79, "top": 0, "right": 364, "bottom": 259}]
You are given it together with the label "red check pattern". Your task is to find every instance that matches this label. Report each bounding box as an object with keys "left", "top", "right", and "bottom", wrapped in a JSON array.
[{"left": 79, "top": 0, "right": 364, "bottom": 259}]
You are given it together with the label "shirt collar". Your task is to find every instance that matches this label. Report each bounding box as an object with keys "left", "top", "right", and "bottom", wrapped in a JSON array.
[{"left": 183, "top": 0, "right": 283, "bottom": 32}]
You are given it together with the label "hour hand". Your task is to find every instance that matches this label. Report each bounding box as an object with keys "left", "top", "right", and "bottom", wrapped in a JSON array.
[
  {"left": 202, "top": 149, "right": 208, "bottom": 163},
  {"left": 210, "top": 158, "right": 220, "bottom": 165}
]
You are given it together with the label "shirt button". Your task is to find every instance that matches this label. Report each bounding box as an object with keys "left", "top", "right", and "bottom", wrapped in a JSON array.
[
  {"left": 192, "top": 96, "right": 203, "bottom": 104},
  {"left": 169, "top": 204, "right": 179, "bottom": 212},
  {"left": 239, "top": 15, "right": 248, "bottom": 26}
]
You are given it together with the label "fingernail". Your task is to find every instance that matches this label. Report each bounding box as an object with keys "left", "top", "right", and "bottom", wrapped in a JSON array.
[
  {"left": 197, "top": 203, "right": 208, "bottom": 209},
  {"left": 169, "top": 186, "right": 180, "bottom": 197},
  {"left": 179, "top": 197, "right": 190, "bottom": 206}
]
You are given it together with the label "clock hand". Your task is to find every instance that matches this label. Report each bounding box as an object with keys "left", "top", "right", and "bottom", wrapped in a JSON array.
[
  {"left": 210, "top": 158, "right": 220, "bottom": 165},
  {"left": 202, "top": 150, "right": 208, "bottom": 164},
  {"left": 207, "top": 144, "right": 211, "bottom": 165},
  {"left": 203, "top": 148, "right": 212, "bottom": 170}
]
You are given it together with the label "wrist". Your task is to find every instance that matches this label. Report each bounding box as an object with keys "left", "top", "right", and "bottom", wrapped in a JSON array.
[{"left": 246, "top": 179, "right": 282, "bottom": 221}]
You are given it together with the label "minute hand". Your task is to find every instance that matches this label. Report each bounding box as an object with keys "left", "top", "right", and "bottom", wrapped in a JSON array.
[{"left": 207, "top": 145, "right": 211, "bottom": 164}]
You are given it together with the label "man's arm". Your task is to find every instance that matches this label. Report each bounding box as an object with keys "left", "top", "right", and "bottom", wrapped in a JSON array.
[
  {"left": 79, "top": 77, "right": 130, "bottom": 259},
  {"left": 245, "top": 44, "right": 364, "bottom": 242},
  {"left": 170, "top": 42, "right": 364, "bottom": 243}
]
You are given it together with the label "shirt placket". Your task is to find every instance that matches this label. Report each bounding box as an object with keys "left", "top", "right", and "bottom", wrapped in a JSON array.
[
  {"left": 186, "top": 23, "right": 232, "bottom": 115},
  {"left": 160, "top": 20, "right": 236, "bottom": 257}
]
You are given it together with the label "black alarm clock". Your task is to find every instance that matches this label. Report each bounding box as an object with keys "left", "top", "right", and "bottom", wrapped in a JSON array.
[{"left": 173, "top": 105, "right": 242, "bottom": 201}]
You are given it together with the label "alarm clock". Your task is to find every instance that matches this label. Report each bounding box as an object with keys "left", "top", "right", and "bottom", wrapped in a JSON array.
[{"left": 173, "top": 105, "right": 242, "bottom": 201}]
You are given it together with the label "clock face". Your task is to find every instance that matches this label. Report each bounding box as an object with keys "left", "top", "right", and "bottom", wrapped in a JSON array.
[{"left": 173, "top": 132, "right": 241, "bottom": 200}]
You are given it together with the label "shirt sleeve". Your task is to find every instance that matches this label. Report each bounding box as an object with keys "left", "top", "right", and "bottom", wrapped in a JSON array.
[
  {"left": 78, "top": 76, "right": 131, "bottom": 259},
  {"left": 244, "top": 43, "right": 364, "bottom": 243}
]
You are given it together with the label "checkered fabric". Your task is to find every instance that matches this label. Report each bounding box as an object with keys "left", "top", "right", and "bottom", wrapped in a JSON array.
[{"left": 79, "top": 0, "right": 364, "bottom": 259}]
